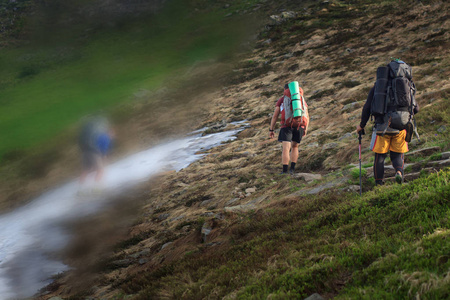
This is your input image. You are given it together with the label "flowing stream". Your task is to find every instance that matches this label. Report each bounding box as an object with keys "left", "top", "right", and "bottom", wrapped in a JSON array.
[{"left": 0, "top": 121, "right": 247, "bottom": 299}]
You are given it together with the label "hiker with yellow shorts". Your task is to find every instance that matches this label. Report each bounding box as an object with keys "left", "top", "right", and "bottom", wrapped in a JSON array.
[
  {"left": 357, "top": 87, "right": 419, "bottom": 186},
  {"left": 357, "top": 60, "right": 419, "bottom": 186}
]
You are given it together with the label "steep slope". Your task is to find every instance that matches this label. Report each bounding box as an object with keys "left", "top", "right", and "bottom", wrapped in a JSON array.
[{"left": 36, "top": 0, "right": 450, "bottom": 299}]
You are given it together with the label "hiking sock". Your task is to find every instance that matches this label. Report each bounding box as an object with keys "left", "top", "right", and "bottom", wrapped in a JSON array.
[
  {"left": 282, "top": 164, "right": 289, "bottom": 173},
  {"left": 374, "top": 153, "right": 387, "bottom": 184},
  {"left": 290, "top": 162, "right": 296, "bottom": 173}
]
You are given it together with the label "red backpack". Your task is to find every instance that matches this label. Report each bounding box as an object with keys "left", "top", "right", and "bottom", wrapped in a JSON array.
[{"left": 283, "top": 87, "right": 308, "bottom": 128}]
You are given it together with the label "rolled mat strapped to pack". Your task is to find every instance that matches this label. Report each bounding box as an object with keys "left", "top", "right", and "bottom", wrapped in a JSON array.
[{"left": 288, "top": 81, "right": 303, "bottom": 118}]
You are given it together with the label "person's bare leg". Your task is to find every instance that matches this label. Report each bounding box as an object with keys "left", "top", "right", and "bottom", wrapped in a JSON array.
[
  {"left": 289, "top": 142, "right": 299, "bottom": 173},
  {"left": 282, "top": 141, "right": 291, "bottom": 165},
  {"left": 290, "top": 142, "right": 299, "bottom": 163},
  {"left": 281, "top": 141, "right": 291, "bottom": 173}
]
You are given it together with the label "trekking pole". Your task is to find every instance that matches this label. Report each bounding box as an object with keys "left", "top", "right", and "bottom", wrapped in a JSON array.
[{"left": 358, "top": 129, "right": 365, "bottom": 196}]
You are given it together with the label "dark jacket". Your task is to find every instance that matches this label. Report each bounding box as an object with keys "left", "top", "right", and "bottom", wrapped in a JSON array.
[{"left": 360, "top": 86, "right": 419, "bottom": 129}]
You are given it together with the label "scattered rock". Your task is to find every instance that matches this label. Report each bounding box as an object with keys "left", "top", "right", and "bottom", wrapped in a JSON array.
[
  {"left": 170, "top": 215, "right": 185, "bottom": 222},
  {"left": 158, "top": 213, "right": 170, "bottom": 221},
  {"left": 176, "top": 182, "right": 189, "bottom": 187},
  {"left": 281, "top": 11, "right": 296, "bottom": 19},
  {"left": 437, "top": 125, "right": 447, "bottom": 133},
  {"left": 200, "top": 199, "right": 213, "bottom": 207},
  {"left": 201, "top": 212, "right": 217, "bottom": 217},
  {"left": 427, "top": 158, "right": 450, "bottom": 168},
  {"left": 339, "top": 132, "right": 354, "bottom": 141},
  {"left": 341, "top": 101, "right": 361, "bottom": 113},
  {"left": 224, "top": 204, "right": 256, "bottom": 213},
  {"left": 292, "top": 173, "right": 322, "bottom": 183},
  {"left": 323, "top": 142, "right": 339, "bottom": 150},
  {"left": 249, "top": 195, "right": 268, "bottom": 205},
  {"left": 161, "top": 242, "right": 173, "bottom": 250},
  {"left": 129, "top": 249, "right": 150, "bottom": 259},
  {"left": 207, "top": 204, "right": 218, "bottom": 210},
  {"left": 226, "top": 198, "right": 240, "bottom": 205},
  {"left": 301, "top": 40, "right": 309, "bottom": 45},
  {"left": 138, "top": 258, "right": 148, "bottom": 265},
  {"left": 245, "top": 187, "right": 256, "bottom": 193},
  {"left": 405, "top": 146, "right": 441, "bottom": 158},
  {"left": 341, "top": 185, "right": 360, "bottom": 193},
  {"left": 304, "top": 293, "right": 325, "bottom": 300},
  {"left": 306, "top": 142, "right": 319, "bottom": 148},
  {"left": 288, "top": 178, "right": 347, "bottom": 197},
  {"left": 112, "top": 259, "right": 132, "bottom": 268},
  {"left": 441, "top": 152, "right": 450, "bottom": 160}
]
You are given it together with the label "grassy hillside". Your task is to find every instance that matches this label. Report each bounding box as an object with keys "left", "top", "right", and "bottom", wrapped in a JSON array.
[
  {"left": 119, "top": 170, "right": 449, "bottom": 299},
  {"left": 0, "top": 0, "right": 258, "bottom": 162}
]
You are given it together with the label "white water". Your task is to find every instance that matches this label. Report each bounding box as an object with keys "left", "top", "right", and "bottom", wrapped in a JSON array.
[{"left": 0, "top": 121, "right": 247, "bottom": 299}]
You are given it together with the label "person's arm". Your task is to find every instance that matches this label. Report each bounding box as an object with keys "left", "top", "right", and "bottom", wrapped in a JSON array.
[
  {"left": 303, "top": 104, "right": 309, "bottom": 136},
  {"left": 269, "top": 106, "right": 280, "bottom": 139},
  {"left": 357, "top": 86, "right": 374, "bottom": 133}
]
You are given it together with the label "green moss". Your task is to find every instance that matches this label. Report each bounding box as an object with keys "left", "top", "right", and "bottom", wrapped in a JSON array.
[{"left": 119, "top": 168, "right": 450, "bottom": 299}]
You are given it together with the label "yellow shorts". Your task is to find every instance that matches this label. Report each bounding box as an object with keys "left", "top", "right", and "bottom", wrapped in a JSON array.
[{"left": 370, "top": 129, "right": 409, "bottom": 154}]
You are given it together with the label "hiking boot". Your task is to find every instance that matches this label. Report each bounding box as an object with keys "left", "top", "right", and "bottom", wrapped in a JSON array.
[
  {"left": 395, "top": 172, "right": 403, "bottom": 184},
  {"left": 289, "top": 169, "right": 295, "bottom": 175},
  {"left": 279, "top": 171, "right": 288, "bottom": 175}
]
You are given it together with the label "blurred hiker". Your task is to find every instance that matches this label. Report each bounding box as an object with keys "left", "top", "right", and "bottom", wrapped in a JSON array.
[
  {"left": 78, "top": 114, "right": 114, "bottom": 190},
  {"left": 357, "top": 59, "right": 419, "bottom": 185},
  {"left": 270, "top": 83, "right": 309, "bottom": 174}
]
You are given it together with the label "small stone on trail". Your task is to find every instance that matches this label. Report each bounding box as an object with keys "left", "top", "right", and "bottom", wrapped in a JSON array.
[
  {"left": 304, "top": 293, "right": 325, "bottom": 300},
  {"left": 245, "top": 187, "right": 256, "bottom": 193},
  {"left": 323, "top": 142, "right": 339, "bottom": 150},
  {"left": 292, "top": 173, "right": 322, "bottom": 183},
  {"left": 441, "top": 152, "right": 450, "bottom": 160},
  {"left": 161, "top": 242, "right": 173, "bottom": 250}
]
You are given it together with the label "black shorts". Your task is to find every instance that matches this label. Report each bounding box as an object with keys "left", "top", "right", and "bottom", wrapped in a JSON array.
[{"left": 278, "top": 127, "right": 303, "bottom": 144}]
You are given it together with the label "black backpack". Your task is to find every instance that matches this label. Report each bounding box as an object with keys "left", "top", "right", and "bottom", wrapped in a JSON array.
[{"left": 371, "top": 60, "right": 419, "bottom": 141}]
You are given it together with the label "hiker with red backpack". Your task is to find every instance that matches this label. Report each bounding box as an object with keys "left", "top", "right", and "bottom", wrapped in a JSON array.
[
  {"left": 356, "top": 59, "right": 419, "bottom": 185},
  {"left": 270, "top": 82, "right": 309, "bottom": 174}
]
